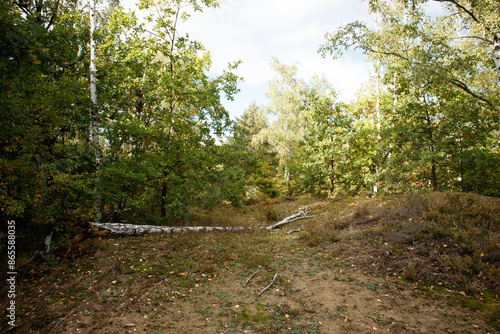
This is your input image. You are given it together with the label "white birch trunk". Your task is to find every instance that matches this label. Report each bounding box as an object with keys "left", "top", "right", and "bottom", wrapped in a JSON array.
[
  {"left": 90, "top": 0, "right": 103, "bottom": 223},
  {"left": 494, "top": 34, "right": 500, "bottom": 142},
  {"left": 494, "top": 34, "right": 500, "bottom": 83},
  {"left": 373, "top": 11, "right": 381, "bottom": 196},
  {"left": 265, "top": 211, "right": 305, "bottom": 231},
  {"left": 88, "top": 210, "right": 326, "bottom": 236},
  {"left": 91, "top": 222, "right": 255, "bottom": 236}
]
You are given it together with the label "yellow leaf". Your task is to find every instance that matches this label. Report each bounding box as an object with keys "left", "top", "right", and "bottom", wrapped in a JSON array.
[{"left": 344, "top": 318, "right": 347, "bottom": 322}]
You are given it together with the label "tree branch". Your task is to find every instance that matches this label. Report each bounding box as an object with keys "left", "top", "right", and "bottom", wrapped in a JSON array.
[
  {"left": 362, "top": 47, "right": 500, "bottom": 113},
  {"left": 257, "top": 272, "right": 278, "bottom": 297},
  {"left": 45, "top": 0, "right": 60, "bottom": 31},
  {"left": 449, "top": 79, "right": 500, "bottom": 113},
  {"left": 12, "top": 0, "right": 32, "bottom": 16},
  {"left": 450, "top": 35, "right": 493, "bottom": 45},
  {"left": 244, "top": 270, "right": 259, "bottom": 286},
  {"left": 433, "top": 0, "right": 481, "bottom": 25}
]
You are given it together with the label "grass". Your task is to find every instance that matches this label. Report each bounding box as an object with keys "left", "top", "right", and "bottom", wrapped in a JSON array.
[{"left": 3, "top": 191, "right": 499, "bottom": 333}]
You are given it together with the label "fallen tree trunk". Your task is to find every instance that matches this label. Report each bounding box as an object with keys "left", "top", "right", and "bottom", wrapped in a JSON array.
[
  {"left": 91, "top": 222, "right": 255, "bottom": 236},
  {"left": 90, "top": 208, "right": 327, "bottom": 236}
]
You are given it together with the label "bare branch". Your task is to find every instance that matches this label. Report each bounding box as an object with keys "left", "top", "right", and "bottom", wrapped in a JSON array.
[
  {"left": 243, "top": 270, "right": 259, "bottom": 287},
  {"left": 258, "top": 272, "right": 278, "bottom": 297},
  {"left": 287, "top": 228, "right": 303, "bottom": 234}
]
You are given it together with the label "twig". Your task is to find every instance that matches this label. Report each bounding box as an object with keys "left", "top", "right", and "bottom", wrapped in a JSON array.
[
  {"left": 287, "top": 228, "right": 303, "bottom": 234},
  {"left": 243, "top": 270, "right": 259, "bottom": 286},
  {"left": 340, "top": 313, "right": 351, "bottom": 321},
  {"left": 53, "top": 310, "right": 73, "bottom": 329},
  {"left": 258, "top": 272, "right": 278, "bottom": 296}
]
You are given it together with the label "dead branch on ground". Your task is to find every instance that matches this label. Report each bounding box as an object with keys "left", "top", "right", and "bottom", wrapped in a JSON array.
[
  {"left": 258, "top": 272, "right": 279, "bottom": 297},
  {"left": 266, "top": 209, "right": 328, "bottom": 231},
  {"left": 243, "top": 270, "right": 259, "bottom": 286}
]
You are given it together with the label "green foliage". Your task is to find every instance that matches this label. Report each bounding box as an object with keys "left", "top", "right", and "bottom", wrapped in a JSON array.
[
  {"left": 228, "top": 102, "right": 282, "bottom": 199},
  {"left": 253, "top": 58, "right": 308, "bottom": 194},
  {"left": 320, "top": 0, "right": 500, "bottom": 196},
  {"left": 2, "top": 0, "right": 499, "bottom": 266},
  {"left": 0, "top": 0, "right": 93, "bottom": 247},
  {"left": 0, "top": 0, "right": 245, "bottom": 253}
]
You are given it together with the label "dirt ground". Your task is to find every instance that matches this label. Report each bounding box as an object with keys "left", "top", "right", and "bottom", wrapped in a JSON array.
[{"left": 52, "top": 238, "right": 494, "bottom": 334}]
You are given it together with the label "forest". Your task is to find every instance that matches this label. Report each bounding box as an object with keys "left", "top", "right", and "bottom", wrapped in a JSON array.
[
  {"left": 1, "top": 0, "right": 500, "bottom": 332},
  {"left": 1, "top": 0, "right": 499, "bottom": 254}
]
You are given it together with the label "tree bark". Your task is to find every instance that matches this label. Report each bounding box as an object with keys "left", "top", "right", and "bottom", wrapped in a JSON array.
[
  {"left": 113, "top": 193, "right": 128, "bottom": 223},
  {"left": 32, "top": 143, "right": 48, "bottom": 196},
  {"left": 266, "top": 211, "right": 307, "bottom": 231},
  {"left": 494, "top": 34, "right": 500, "bottom": 82},
  {"left": 161, "top": 182, "right": 167, "bottom": 218},
  {"left": 87, "top": 210, "right": 327, "bottom": 237},
  {"left": 90, "top": 0, "right": 103, "bottom": 223},
  {"left": 91, "top": 222, "right": 254, "bottom": 235}
]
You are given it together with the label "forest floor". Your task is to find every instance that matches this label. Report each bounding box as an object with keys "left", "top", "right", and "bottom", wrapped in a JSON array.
[{"left": 2, "top": 192, "right": 500, "bottom": 333}]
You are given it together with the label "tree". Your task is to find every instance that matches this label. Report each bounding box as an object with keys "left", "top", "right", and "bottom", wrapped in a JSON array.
[
  {"left": 254, "top": 58, "right": 307, "bottom": 194},
  {"left": 230, "top": 101, "right": 268, "bottom": 152},
  {"left": 90, "top": 0, "right": 104, "bottom": 223},
  {"left": 320, "top": 0, "right": 499, "bottom": 194},
  {"left": 299, "top": 76, "right": 342, "bottom": 195},
  {"left": 94, "top": 0, "right": 242, "bottom": 221},
  {"left": 321, "top": 0, "right": 500, "bottom": 127},
  {"left": 391, "top": 0, "right": 500, "bottom": 82},
  {"left": 228, "top": 102, "right": 283, "bottom": 199},
  {"left": 0, "top": 0, "right": 245, "bottom": 258},
  {"left": 0, "top": 0, "right": 98, "bottom": 255}
]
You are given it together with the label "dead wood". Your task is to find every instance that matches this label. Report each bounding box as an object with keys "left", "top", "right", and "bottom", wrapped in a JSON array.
[
  {"left": 91, "top": 222, "right": 254, "bottom": 236},
  {"left": 287, "top": 228, "right": 303, "bottom": 234},
  {"left": 258, "top": 272, "right": 279, "bottom": 297},
  {"left": 89, "top": 208, "right": 328, "bottom": 237},
  {"left": 266, "top": 209, "right": 328, "bottom": 231},
  {"left": 243, "top": 270, "right": 260, "bottom": 286}
]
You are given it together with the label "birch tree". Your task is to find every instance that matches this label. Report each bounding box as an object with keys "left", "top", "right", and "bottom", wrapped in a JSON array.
[
  {"left": 89, "top": 0, "right": 104, "bottom": 223},
  {"left": 320, "top": 0, "right": 499, "bottom": 194},
  {"left": 321, "top": 0, "right": 499, "bottom": 115},
  {"left": 253, "top": 58, "right": 306, "bottom": 193}
]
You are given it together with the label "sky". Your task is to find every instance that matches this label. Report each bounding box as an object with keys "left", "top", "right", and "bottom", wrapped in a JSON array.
[{"left": 123, "top": 0, "right": 376, "bottom": 120}]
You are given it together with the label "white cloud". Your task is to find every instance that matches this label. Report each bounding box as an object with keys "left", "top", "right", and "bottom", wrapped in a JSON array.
[{"left": 121, "top": 0, "right": 373, "bottom": 118}]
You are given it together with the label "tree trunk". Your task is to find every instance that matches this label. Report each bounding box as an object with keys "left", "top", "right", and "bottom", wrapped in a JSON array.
[
  {"left": 91, "top": 222, "right": 254, "bottom": 235},
  {"left": 431, "top": 163, "right": 438, "bottom": 191},
  {"left": 32, "top": 143, "right": 48, "bottom": 195},
  {"left": 89, "top": 209, "right": 328, "bottom": 236},
  {"left": 90, "top": 0, "right": 103, "bottom": 223},
  {"left": 161, "top": 182, "right": 167, "bottom": 218},
  {"left": 423, "top": 94, "right": 438, "bottom": 191},
  {"left": 329, "top": 176, "right": 335, "bottom": 195},
  {"left": 113, "top": 193, "right": 128, "bottom": 223},
  {"left": 494, "top": 34, "right": 500, "bottom": 83},
  {"left": 284, "top": 166, "right": 290, "bottom": 192}
]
